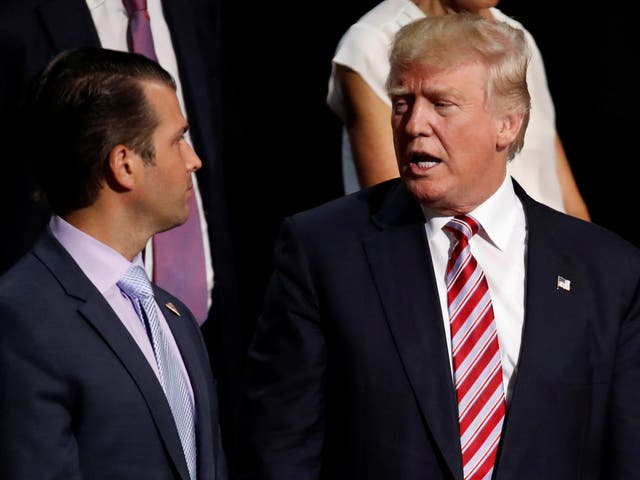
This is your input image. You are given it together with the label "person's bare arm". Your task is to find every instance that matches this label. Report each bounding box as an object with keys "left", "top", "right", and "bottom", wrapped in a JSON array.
[
  {"left": 336, "top": 64, "right": 399, "bottom": 187},
  {"left": 555, "top": 134, "right": 591, "bottom": 221}
]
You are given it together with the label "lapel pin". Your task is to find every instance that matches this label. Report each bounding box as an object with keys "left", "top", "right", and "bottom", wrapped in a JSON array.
[
  {"left": 165, "top": 302, "right": 181, "bottom": 316},
  {"left": 556, "top": 276, "right": 571, "bottom": 291}
]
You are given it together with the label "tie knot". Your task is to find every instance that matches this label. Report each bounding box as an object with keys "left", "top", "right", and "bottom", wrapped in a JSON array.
[
  {"left": 444, "top": 214, "right": 481, "bottom": 240},
  {"left": 122, "top": 0, "right": 148, "bottom": 16},
  {"left": 117, "top": 265, "right": 154, "bottom": 300}
]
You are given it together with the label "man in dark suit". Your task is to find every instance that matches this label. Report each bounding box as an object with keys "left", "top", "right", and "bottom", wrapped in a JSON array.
[
  {"left": 0, "top": 48, "right": 227, "bottom": 479},
  {"left": 0, "top": 0, "right": 242, "bottom": 461},
  {"left": 238, "top": 14, "right": 640, "bottom": 479}
]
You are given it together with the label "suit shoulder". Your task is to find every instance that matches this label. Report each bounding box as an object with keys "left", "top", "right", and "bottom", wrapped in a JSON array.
[
  {"left": 559, "top": 210, "right": 636, "bottom": 253},
  {"left": 286, "top": 179, "right": 399, "bottom": 231},
  {"left": 0, "top": 251, "right": 53, "bottom": 297},
  {"left": 531, "top": 202, "right": 640, "bottom": 267}
]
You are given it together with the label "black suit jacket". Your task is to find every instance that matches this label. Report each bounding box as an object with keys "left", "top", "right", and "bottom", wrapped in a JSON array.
[
  {"left": 0, "top": 230, "right": 227, "bottom": 479},
  {"left": 0, "top": 0, "right": 242, "bottom": 459},
  {"left": 239, "top": 178, "right": 640, "bottom": 479}
]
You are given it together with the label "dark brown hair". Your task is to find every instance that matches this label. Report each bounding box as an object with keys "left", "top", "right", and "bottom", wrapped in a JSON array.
[{"left": 28, "top": 47, "right": 176, "bottom": 215}]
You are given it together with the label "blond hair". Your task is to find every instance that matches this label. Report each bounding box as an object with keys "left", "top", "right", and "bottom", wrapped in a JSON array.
[{"left": 387, "top": 13, "right": 531, "bottom": 160}]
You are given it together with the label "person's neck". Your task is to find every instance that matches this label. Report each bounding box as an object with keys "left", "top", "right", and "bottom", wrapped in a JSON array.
[{"left": 63, "top": 207, "right": 148, "bottom": 262}]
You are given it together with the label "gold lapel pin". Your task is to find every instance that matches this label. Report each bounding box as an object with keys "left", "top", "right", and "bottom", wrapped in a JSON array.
[{"left": 165, "top": 302, "right": 181, "bottom": 316}]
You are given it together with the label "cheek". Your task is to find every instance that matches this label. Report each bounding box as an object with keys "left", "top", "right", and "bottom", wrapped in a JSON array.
[
  {"left": 456, "top": 120, "right": 495, "bottom": 150},
  {"left": 391, "top": 129, "right": 407, "bottom": 152},
  {"left": 391, "top": 119, "right": 403, "bottom": 139},
  {"left": 448, "top": 128, "right": 494, "bottom": 171}
]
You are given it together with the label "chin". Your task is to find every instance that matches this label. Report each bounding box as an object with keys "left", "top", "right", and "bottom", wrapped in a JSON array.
[
  {"left": 177, "top": 205, "right": 191, "bottom": 224},
  {"left": 404, "top": 177, "right": 441, "bottom": 203},
  {"left": 160, "top": 213, "right": 189, "bottom": 233},
  {"left": 175, "top": 213, "right": 190, "bottom": 227}
]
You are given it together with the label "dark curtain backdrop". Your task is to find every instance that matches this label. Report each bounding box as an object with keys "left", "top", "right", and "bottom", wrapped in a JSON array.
[
  {"left": 219, "top": 1, "right": 379, "bottom": 342},
  {"left": 498, "top": 2, "right": 638, "bottom": 246},
  {"left": 219, "top": 1, "right": 638, "bottom": 342}
]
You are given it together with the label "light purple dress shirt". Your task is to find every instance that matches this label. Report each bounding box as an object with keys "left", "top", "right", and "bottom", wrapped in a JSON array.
[{"left": 49, "top": 215, "right": 194, "bottom": 403}]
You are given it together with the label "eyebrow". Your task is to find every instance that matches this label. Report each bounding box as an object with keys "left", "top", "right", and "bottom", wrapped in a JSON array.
[
  {"left": 387, "top": 85, "right": 410, "bottom": 97},
  {"left": 389, "top": 84, "right": 465, "bottom": 101},
  {"left": 172, "top": 123, "right": 189, "bottom": 142}
]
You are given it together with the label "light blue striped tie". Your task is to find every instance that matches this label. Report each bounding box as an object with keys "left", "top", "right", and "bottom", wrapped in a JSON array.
[{"left": 118, "top": 265, "right": 197, "bottom": 480}]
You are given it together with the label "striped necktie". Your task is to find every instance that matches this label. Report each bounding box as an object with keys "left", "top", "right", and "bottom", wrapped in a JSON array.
[
  {"left": 118, "top": 265, "right": 198, "bottom": 479},
  {"left": 444, "top": 215, "right": 505, "bottom": 480},
  {"left": 121, "top": 0, "right": 209, "bottom": 324}
]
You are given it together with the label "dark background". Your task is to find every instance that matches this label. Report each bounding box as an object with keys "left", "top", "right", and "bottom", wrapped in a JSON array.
[
  {"left": 496, "top": 2, "right": 638, "bottom": 244},
  {"left": 219, "top": 1, "right": 371, "bottom": 339},
  {"left": 220, "top": 1, "right": 639, "bottom": 336}
]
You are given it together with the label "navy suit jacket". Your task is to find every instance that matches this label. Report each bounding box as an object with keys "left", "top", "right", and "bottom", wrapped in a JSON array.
[
  {"left": 0, "top": 230, "right": 227, "bottom": 479},
  {"left": 0, "top": 0, "right": 242, "bottom": 459},
  {"left": 239, "top": 178, "right": 640, "bottom": 479}
]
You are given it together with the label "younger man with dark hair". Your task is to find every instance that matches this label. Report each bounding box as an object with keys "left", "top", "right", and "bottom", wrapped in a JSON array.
[{"left": 0, "top": 47, "right": 227, "bottom": 479}]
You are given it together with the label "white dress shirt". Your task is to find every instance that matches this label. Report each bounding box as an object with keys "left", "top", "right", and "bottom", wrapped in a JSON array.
[{"left": 422, "top": 174, "right": 527, "bottom": 402}]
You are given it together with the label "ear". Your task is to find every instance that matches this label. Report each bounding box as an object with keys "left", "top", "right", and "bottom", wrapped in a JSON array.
[
  {"left": 496, "top": 112, "right": 524, "bottom": 149},
  {"left": 107, "top": 144, "right": 137, "bottom": 191}
]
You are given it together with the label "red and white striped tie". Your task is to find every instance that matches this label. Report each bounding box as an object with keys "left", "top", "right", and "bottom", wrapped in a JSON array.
[{"left": 444, "top": 215, "right": 505, "bottom": 480}]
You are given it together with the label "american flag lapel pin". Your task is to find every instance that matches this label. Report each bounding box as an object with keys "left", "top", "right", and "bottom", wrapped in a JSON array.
[
  {"left": 557, "top": 275, "right": 571, "bottom": 291},
  {"left": 165, "top": 302, "right": 181, "bottom": 316}
]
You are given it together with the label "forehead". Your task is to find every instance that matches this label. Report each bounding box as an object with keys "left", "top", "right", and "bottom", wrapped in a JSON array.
[
  {"left": 141, "top": 81, "right": 184, "bottom": 127},
  {"left": 388, "top": 59, "right": 489, "bottom": 95}
]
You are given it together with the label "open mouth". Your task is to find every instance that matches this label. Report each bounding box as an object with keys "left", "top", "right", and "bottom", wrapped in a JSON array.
[{"left": 410, "top": 152, "right": 441, "bottom": 169}]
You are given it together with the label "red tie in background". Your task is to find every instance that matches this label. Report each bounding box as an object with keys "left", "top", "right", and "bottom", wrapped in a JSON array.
[
  {"left": 122, "top": 0, "right": 209, "bottom": 323},
  {"left": 444, "top": 215, "right": 505, "bottom": 480}
]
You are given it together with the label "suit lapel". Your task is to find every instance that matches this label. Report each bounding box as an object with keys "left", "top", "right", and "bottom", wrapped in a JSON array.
[
  {"left": 33, "top": 232, "right": 191, "bottom": 480},
  {"left": 363, "top": 184, "right": 463, "bottom": 480},
  {"left": 361, "top": 180, "right": 588, "bottom": 477},
  {"left": 37, "top": 0, "right": 100, "bottom": 52},
  {"left": 496, "top": 184, "right": 588, "bottom": 475}
]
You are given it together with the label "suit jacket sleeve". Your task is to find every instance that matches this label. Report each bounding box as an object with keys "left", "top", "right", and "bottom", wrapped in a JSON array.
[
  {"left": 238, "top": 217, "right": 326, "bottom": 479},
  {"left": 0, "top": 301, "right": 83, "bottom": 478}
]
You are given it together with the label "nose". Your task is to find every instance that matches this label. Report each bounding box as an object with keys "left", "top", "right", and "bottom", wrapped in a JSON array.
[
  {"left": 404, "top": 98, "right": 435, "bottom": 138},
  {"left": 183, "top": 141, "right": 202, "bottom": 172}
]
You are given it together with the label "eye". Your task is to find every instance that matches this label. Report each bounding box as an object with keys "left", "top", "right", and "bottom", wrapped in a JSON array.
[
  {"left": 174, "top": 135, "right": 186, "bottom": 147},
  {"left": 434, "top": 100, "right": 454, "bottom": 108},
  {"left": 392, "top": 98, "right": 410, "bottom": 115}
]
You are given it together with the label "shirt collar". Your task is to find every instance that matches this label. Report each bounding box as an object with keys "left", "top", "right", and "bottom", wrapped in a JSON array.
[
  {"left": 49, "top": 215, "right": 144, "bottom": 294},
  {"left": 421, "top": 173, "right": 521, "bottom": 251}
]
